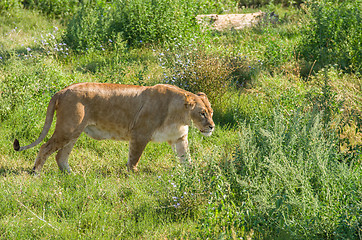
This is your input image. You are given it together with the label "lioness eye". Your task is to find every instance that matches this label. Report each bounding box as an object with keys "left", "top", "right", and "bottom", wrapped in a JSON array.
[{"left": 200, "top": 112, "right": 206, "bottom": 118}]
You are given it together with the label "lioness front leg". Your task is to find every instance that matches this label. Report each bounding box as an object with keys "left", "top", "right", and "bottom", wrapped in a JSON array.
[
  {"left": 175, "top": 135, "right": 191, "bottom": 164},
  {"left": 127, "top": 138, "right": 149, "bottom": 172}
]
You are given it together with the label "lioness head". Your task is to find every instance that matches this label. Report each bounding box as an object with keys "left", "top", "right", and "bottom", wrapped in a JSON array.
[{"left": 186, "top": 92, "right": 215, "bottom": 137}]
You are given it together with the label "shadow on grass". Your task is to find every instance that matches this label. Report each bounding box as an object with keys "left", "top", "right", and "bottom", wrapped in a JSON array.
[
  {"left": 0, "top": 166, "right": 33, "bottom": 177},
  {"left": 213, "top": 108, "right": 238, "bottom": 128}
]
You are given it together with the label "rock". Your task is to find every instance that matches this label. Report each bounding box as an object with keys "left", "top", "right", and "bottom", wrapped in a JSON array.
[{"left": 196, "top": 11, "right": 266, "bottom": 31}]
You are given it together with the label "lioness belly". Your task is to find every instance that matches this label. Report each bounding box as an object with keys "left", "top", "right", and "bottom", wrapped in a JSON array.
[
  {"left": 84, "top": 125, "right": 129, "bottom": 141},
  {"left": 151, "top": 124, "right": 188, "bottom": 143}
]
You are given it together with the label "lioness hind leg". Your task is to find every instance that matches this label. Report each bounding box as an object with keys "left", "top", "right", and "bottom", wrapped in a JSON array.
[
  {"left": 33, "top": 136, "right": 68, "bottom": 173},
  {"left": 32, "top": 101, "right": 86, "bottom": 174},
  {"left": 33, "top": 123, "right": 85, "bottom": 173},
  {"left": 55, "top": 139, "right": 77, "bottom": 173}
]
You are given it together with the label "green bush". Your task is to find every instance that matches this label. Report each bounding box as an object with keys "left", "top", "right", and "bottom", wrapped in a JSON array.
[
  {"left": 158, "top": 39, "right": 260, "bottom": 102},
  {"left": 263, "top": 37, "right": 294, "bottom": 69},
  {"left": 197, "top": 108, "right": 362, "bottom": 239},
  {"left": 63, "top": 6, "right": 115, "bottom": 52},
  {"left": 0, "top": 0, "right": 20, "bottom": 12},
  {"left": 22, "top": 0, "right": 79, "bottom": 17},
  {"left": 159, "top": 41, "right": 233, "bottom": 101},
  {"left": 237, "top": 0, "right": 304, "bottom": 7},
  {"left": 297, "top": 0, "right": 362, "bottom": 75},
  {"left": 109, "top": 0, "right": 201, "bottom": 46},
  {"left": 21, "top": 0, "right": 112, "bottom": 17},
  {"left": 63, "top": 0, "right": 207, "bottom": 51},
  {"left": 186, "top": 0, "right": 238, "bottom": 14}
]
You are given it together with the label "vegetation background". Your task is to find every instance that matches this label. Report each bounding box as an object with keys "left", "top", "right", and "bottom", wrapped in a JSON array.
[{"left": 0, "top": 0, "right": 361, "bottom": 239}]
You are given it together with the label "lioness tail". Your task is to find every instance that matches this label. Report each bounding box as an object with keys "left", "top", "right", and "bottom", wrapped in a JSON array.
[{"left": 13, "top": 94, "right": 58, "bottom": 152}]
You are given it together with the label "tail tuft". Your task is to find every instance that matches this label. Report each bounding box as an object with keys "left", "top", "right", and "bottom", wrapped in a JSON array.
[{"left": 13, "top": 139, "right": 20, "bottom": 151}]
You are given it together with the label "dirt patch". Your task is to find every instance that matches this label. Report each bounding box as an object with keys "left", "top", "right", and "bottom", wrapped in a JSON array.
[{"left": 196, "top": 12, "right": 274, "bottom": 31}]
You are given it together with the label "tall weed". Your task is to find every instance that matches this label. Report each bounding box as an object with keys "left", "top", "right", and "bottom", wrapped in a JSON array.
[
  {"left": 197, "top": 108, "right": 361, "bottom": 239},
  {"left": 21, "top": 0, "right": 111, "bottom": 18},
  {"left": 63, "top": 6, "right": 115, "bottom": 52},
  {"left": 22, "top": 0, "right": 79, "bottom": 17},
  {"left": 0, "top": 0, "right": 20, "bottom": 12},
  {"left": 110, "top": 0, "right": 205, "bottom": 46},
  {"left": 158, "top": 39, "right": 259, "bottom": 102},
  {"left": 63, "top": 0, "right": 204, "bottom": 51},
  {"left": 237, "top": 0, "right": 304, "bottom": 7},
  {"left": 298, "top": 0, "right": 362, "bottom": 75}
]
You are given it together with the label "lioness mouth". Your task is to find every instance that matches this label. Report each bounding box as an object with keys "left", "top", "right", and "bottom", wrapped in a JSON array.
[{"left": 200, "top": 130, "right": 213, "bottom": 137}]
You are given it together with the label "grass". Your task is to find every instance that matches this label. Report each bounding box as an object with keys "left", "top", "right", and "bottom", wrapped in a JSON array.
[{"left": 0, "top": 4, "right": 361, "bottom": 239}]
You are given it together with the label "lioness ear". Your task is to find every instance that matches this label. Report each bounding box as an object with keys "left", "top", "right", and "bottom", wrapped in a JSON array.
[
  {"left": 196, "top": 92, "right": 208, "bottom": 100},
  {"left": 184, "top": 93, "right": 196, "bottom": 109}
]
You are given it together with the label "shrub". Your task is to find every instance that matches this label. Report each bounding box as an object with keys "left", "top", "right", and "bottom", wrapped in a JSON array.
[
  {"left": 109, "top": 0, "right": 201, "bottom": 46},
  {"left": 158, "top": 39, "right": 259, "bottom": 102},
  {"left": 154, "top": 166, "right": 208, "bottom": 221},
  {"left": 197, "top": 108, "right": 362, "bottom": 239},
  {"left": 159, "top": 42, "right": 233, "bottom": 101},
  {"left": 0, "top": 0, "right": 21, "bottom": 12},
  {"left": 22, "top": 0, "right": 79, "bottom": 17},
  {"left": 263, "top": 37, "right": 295, "bottom": 69},
  {"left": 63, "top": 0, "right": 208, "bottom": 51},
  {"left": 189, "top": 0, "right": 238, "bottom": 14},
  {"left": 237, "top": 0, "right": 304, "bottom": 8},
  {"left": 297, "top": 0, "right": 362, "bottom": 75},
  {"left": 21, "top": 0, "right": 111, "bottom": 17},
  {"left": 62, "top": 6, "right": 115, "bottom": 52}
]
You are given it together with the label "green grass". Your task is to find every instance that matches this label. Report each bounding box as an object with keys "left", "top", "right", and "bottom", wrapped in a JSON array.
[{"left": 0, "top": 3, "right": 361, "bottom": 239}]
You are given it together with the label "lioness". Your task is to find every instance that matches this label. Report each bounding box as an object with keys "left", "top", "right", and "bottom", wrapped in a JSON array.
[{"left": 13, "top": 83, "right": 215, "bottom": 173}]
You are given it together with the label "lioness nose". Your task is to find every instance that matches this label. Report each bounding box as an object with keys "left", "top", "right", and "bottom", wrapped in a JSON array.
[{"left": 209, "top": 125, "right": 214, "bottom": 131}]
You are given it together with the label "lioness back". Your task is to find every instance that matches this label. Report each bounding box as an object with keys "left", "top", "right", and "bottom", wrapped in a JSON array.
[{"left": 57, "top": 83, "right": 190, "bottom": 141}]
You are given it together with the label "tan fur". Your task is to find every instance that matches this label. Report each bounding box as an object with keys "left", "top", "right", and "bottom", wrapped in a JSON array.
[{"left": 13, "top": 83, "right": 215, "bottom": 173}]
